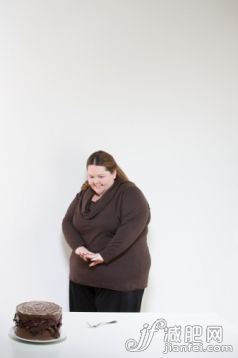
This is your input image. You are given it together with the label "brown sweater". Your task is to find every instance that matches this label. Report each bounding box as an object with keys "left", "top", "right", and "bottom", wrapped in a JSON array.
[{"left": 62, "top": 179, "right": 151, "bottom": 291}]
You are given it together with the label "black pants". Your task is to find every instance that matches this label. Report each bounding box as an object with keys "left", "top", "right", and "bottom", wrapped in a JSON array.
[{"left": 69, "top": 281, "right": 144, "bottom": 312}]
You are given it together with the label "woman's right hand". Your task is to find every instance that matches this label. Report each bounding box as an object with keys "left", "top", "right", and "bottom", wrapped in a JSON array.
[{"left": 75, "top": 246, "right": 93, "bottom": 262}]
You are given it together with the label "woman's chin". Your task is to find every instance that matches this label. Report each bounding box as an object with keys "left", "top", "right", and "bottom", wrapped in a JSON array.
[{"left": 94, "top": 189, "right": 104, "bottom": 196}]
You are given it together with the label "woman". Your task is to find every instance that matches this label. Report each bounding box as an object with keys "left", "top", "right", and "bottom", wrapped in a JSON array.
[{"left": 62, "top": 150, "right": 151, "bottom": 312}]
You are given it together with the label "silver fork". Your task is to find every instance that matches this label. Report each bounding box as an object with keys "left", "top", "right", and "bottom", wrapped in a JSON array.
[{"left": 86, "top": 320, "right": 117, "bottom": 328}]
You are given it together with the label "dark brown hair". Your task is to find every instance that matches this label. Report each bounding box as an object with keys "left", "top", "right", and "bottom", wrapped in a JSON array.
[{"left": 81, "top": 150, "right": 129, "bottom": 190}]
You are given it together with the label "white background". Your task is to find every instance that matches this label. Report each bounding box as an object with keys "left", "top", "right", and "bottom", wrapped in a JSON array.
[{"left": 0, "top": 0, "right": 237, "bottom": 325}]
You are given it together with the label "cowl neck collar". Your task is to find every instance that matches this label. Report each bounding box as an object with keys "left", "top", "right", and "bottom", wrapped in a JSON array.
[{"left": 80, "top": 178, "right": 124, "bottom": 219}]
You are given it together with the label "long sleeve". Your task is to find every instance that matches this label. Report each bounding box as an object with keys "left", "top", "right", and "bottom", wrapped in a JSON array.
[
  {"left": 100, "top": 186, "right": 150, "bottom": 264},
  {"left": 63, "top": 182, "right": 151, "bottom": 291},
  {"left": 62, "top": 194, "right": 85, "bottom": 250}
]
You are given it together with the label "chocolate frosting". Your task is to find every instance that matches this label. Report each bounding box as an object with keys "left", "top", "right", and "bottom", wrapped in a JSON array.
[
  {"left": 14, "top": 301, "right": 62, "bottom": 340},
  {"left": 16, "top": 301, "right": 61, "bottom": 316}
]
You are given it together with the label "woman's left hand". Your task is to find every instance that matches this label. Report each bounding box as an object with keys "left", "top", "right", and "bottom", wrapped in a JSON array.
[{"left": 86, "top": 253, "right": 104, "bottom": 267}]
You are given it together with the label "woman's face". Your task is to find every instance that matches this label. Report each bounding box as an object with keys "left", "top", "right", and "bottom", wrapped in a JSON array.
[{"left": 87, "top": 165, "right": 116, "bottom": 197}]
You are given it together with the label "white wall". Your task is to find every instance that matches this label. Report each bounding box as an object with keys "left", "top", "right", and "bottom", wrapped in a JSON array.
[{"left": 0, "top": 0, "right": 237, "bottom": 324}]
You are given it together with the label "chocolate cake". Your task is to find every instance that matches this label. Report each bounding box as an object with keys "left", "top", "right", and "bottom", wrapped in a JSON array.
[{"left": 13, "top": 301, "right": 62, "bottom": 340}]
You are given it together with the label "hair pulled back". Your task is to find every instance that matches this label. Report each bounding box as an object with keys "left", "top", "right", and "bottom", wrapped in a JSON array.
[{"left": 81, "top": 150, "right": 129, "bottom": 190}]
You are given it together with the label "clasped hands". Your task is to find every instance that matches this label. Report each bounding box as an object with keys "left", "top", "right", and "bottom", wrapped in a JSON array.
[{"left": 75, "top": 246, "right": 104, "bottom": 267}]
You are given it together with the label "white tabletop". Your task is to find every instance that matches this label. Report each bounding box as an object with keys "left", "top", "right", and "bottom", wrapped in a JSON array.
[{"left": 1, "top": 311, "right": 237, "bottom": 357}]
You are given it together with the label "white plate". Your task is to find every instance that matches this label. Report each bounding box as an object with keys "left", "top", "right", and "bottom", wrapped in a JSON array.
[{"left": 9, "top": 327, "right": 67, "bottom": 344}]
